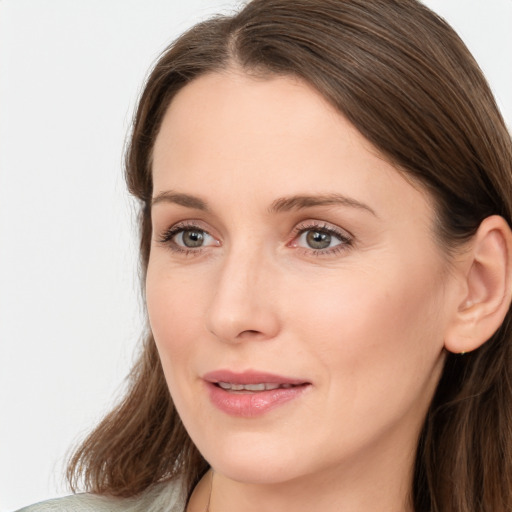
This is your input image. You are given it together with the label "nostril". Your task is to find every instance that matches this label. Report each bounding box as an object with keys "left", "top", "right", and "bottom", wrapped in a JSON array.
[
  {"left": 237, "top": 329, "right": 264, "bottom": 339},
  {"left": 206, "top": 297, "right": 281, "bottom": 343}
]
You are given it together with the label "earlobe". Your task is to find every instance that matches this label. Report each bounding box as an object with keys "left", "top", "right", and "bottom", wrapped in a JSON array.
[{"left": 444, "top": 215, "right": 512, "bottom": 354}]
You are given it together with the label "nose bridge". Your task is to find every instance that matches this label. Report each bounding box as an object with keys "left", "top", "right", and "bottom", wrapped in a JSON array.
[{"left": 205, "top": 239, "right": 279, "bottom": 342}]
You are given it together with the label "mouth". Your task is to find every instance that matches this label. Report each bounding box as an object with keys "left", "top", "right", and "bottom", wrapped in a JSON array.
[
  {"left": 202, "top": 370, "right": 311, "bottom": 417},
  {"left": 215, "top": 382, "right": 300, "bottom": 392}
]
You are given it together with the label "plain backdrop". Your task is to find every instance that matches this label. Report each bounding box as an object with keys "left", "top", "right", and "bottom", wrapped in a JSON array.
[{"left": 0, "top": 1, "right": 511, "bottom": 510}]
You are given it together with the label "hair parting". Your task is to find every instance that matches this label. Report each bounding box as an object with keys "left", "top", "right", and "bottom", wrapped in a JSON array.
[{"left": 67, "top": 2, "right": 512, "bottom": 510}]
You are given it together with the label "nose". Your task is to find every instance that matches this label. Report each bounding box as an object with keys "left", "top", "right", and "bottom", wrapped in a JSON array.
[{"left": 205, "top": 245, "right": 281, "bottom": 343}]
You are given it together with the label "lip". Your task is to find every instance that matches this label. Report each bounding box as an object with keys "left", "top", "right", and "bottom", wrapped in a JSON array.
[
  {"left": 203, "top": 369, "right": 308, "bottom": 386},
  {"left": 203, "top": 369, "right": 311, "bottom": 417}
]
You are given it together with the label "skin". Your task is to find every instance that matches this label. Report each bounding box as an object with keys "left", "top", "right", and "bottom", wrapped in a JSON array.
[{"left": 147, "top": 71, "right": 463, "bottom": 512}]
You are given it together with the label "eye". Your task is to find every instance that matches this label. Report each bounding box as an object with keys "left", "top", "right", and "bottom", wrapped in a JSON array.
[
  {"left": 290, "top": 221, "right": 353, "bottom": 255},
  {"left": 157, "top": 223, "right": 219, "bottom": 253},
  {"left": 175, "top": 228, "right": 212, "bottom": 248},
  {"left": 300, "top": 230, "right": 340, "bottom": 250}
]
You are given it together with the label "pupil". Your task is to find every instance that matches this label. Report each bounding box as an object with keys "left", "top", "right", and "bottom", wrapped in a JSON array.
[
  {"left": 183, "top": 230, "right": 204, "bottom": 248},
  {"left": 306, "top": 231, "right": 331, "bottom": 249}
]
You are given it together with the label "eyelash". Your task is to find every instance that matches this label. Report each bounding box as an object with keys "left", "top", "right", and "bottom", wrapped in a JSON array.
[
  {"left": 157, "top": 221, "right": 353, "bottom": 257},
  {"left": 157, "top": 222, "right": 213, "bottom": 256},
  {"left": 290, "top": 222, "right": 353, "bottom": 256}
]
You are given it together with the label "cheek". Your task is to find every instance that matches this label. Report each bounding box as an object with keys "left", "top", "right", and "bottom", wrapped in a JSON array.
[
  {"left": 145, "top": 269, "right": 213, "bottom": 431},
  {"left": 287, "top": 261, "right": 447, "bottom": 404},
  {"left": 146, "top": 266, "right": 207, "bottom": 370}
]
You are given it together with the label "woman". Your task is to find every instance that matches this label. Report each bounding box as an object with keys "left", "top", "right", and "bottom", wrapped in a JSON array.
[{"left": 17, "top": 0, "right": 512, "bottom": 511}]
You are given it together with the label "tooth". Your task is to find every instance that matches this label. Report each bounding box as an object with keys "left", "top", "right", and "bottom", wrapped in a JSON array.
[
  {"left": 217, "top": 382, "right": 299, "bottom": 392},
  {"left": 244, "top": 384, "right": 266, "bottom": 391}
]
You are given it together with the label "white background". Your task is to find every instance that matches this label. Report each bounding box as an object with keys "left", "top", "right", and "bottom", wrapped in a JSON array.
[{"left": 0, "top": 1, "right": 511, "bottom": 510}]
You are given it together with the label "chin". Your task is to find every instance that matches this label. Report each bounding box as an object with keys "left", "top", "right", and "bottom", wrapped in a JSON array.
[
  {"left": 211, "top": 457, "right": 304, "bottom": 486},
  {"left": 193, "top": 430, "right": 314, "bottom": 485}
]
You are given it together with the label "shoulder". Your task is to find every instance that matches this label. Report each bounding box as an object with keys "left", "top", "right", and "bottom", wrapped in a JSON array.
[
  {"left": 15, "top": 493, "right": 120, "bottom": 512},
  {"left": 15, "top": 480, "right": 186, "bottom": 512}
]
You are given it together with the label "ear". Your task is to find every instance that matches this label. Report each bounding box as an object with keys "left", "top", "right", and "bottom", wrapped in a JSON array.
[{"left": 444, "top": 215, "right": 512, "bottom": 354}]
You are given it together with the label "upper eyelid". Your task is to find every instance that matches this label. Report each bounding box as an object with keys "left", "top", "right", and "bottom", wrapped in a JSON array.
[
  {"left": 156, "top": 219, "right": 353, "bottom": 246},
  {"left": 158, "top": 222, "right": 214, "bottom": 241},
  {"left": 158, "top": 219, "right": 348, "bottom": 233},
  {"left": 292, "top": 220, "right": 353, "bottom": 239},
  {"left": 157, "top": 219, "right": 213, "bottom": 236}
]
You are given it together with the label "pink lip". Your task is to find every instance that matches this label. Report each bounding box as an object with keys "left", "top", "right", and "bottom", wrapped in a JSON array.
[
  {"left": 203, "top": 369, "right": 307, "bottom": 386},
  {"left": 202, "top": 369, "right": 311, "bottom": 418}
]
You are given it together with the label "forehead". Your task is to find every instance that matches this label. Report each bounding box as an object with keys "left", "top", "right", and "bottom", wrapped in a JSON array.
[
  {"left": 153, "top": 71, "right": 355, "bottom": 167},
  {"left": 152, "top": 71, "right": 434, "bottom": 226}
]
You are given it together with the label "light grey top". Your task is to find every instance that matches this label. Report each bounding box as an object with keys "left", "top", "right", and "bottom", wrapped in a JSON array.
[{"left": 15, "top": 480, "right": 186, "bottom": 512}]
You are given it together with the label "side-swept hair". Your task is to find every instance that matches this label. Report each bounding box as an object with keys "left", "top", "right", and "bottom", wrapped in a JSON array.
[{"left": 68, "top": 1, "right": 512, "bottom": 510}]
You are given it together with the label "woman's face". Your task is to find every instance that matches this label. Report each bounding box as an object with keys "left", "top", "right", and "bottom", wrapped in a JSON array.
[{"left": 147, "top": 72, "right": 455, "bottom": 485}]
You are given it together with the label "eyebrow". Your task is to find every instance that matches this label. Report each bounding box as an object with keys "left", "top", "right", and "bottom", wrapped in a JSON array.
[
  {"left": 151, "top": 191, "right": 209, "bottom": 211},
  {"left": 151, "top": 190, "right": 377, "bottom": 217},
  {"left": 269, "top": 194, "right": 377, "bottom": 217}
]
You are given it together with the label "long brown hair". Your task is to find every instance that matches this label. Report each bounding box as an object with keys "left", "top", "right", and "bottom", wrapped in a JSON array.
[{"left": 67, "top": 1, "right": 512, "bottom": 510}]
